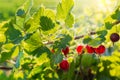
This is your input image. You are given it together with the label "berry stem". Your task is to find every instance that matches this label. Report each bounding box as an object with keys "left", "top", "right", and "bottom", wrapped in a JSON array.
[
  {"left": 113, "top": 42, "right": 114, "bottom": 47},
  {"left": 75, "top": 54, "right": 85, "bottom": 80}
]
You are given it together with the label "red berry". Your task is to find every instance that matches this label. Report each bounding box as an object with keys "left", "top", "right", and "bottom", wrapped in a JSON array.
[
  {"left": 86, "top": 45, "right": 94, "bottom": 54},
  {"left": 94, "top": 45, "right": 105, "bottom": 55},
  {"left": 62, "top": 46, "right": 69, "bottom": 56},
  {"left": 76, "top": 45, "right": 84, "bottom": 54},
  {"left": 60, "top": 60, "right": 69, "bottom": 71},
  {"left": 51, "top": 49, "right": 55, "bottom": 53},
  {"left": 110, "top": 33, "right": 119, "bottom": 42}
]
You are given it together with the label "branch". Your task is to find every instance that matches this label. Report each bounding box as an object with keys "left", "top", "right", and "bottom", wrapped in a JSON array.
[
  {"left": 44, "top": 20, "right": 120, "bottom": 45},
  {"left": 0, "top": 60, "right": 15, "bottom": 70},
  {"left": 74, "top": 31, "right": 96, "bottom": 40},
  {"left": 112, "top": 20, "right": 120, "bottom": 26},
  {"left": 43, "top": 31, "right": 96, "bottom": 45},
  {"left": 0, "top": 66, "right": 13, "bottom": 70}
]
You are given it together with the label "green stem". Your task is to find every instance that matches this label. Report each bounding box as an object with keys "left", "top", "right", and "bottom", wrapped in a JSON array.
[{"left": 75, "top": 54, "right": 84, "bottom": 80}]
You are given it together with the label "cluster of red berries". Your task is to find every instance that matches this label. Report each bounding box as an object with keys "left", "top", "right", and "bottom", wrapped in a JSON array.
[
  {"left": 59, "top": 44, "right": 106, "bottom": 71},
  {"left": 51, "top": 33, "right": 119, "bottom": 71},
  {"left": 77, "top": 45, "right": 106, "bottom": 55},
  {"left": 60, "top": 45, "right": 106, "bottom": 56}
]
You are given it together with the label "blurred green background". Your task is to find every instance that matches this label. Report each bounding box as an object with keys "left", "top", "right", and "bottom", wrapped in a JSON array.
[
  {"left": 0, "top": 0, "right": 119, "bottom": 20},
  {"left": 0, "top": 0, "right": 119, "bottom": 32},
  {"left": 0, "top": 0, "right": 60, "bottom": 21}
]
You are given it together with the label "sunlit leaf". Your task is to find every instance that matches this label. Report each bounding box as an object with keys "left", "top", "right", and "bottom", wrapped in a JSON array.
[
  {"left": 24, "top": 30, "right": 42, "bottom": 52},
  {"left": 65, "top": 13, "right": 74, "bottom": 28},
  {"left": 56, "top": 0, "right": 74, "bottom": 20},
  {"left": 0, "top": 32, "right": 6, "bottom": 42},
  {"left": 0, "top": 46, "right": 16, "bottom": 62}
]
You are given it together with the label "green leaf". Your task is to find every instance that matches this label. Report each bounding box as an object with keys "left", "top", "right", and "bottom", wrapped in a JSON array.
[
  {"left": 15, "top": 50, "right": 23, "bottom": 68},
  {"left": 15, "top": 0, "right": 33, "bottom": 32},
  {"left": 2, "top": 43, "right": 14, "bottom": 52},
  {"left": 111, "top": 7, "right": 120, "bottom": 20},
  {"left": 96, "top": 30, "right": 107, "bottom": 42},
  {"left": 56, "top": 0, "right": 74, "bottom": 20},
  {"left": 53, "top": 53, "right": 63, "bottom": 64},
  {"left": 0, "top": 46, "right": 16, "bottom": 62},
  {"left": 40, "top": 16, "right": 55, "bottom": 31},
  {"left": 13, "top": 37, "right": 24, "bottom": 44},
  {"left": 24, "top": 30, "right": 42, "bottom": 52},
  {"left": 0, "top": 32, "right": 6, "bottom": 42},
  {"left": 16, "top": 9, "right": 25, "bottom": 17},
  {"left": 67, "top": 61, "right": 75, "bottom": 80},
  {"left": 53, "top": 34, "right": 72, "bottom": 49},
  {"left": 65, "top": 13, "right": 74, "bottom": 28},
  {"left": 31, "top": 46, "right": 51, "bottom": 57},
  {"left": 24, "top": 31, "right": 36, "bottom": 40},
  {"left": 23, "top": 0, "right": 33, "bottom": 21},
  {"left": 25, "top": 6, "right": 56, "bottom": 33},
  {"left": 105, "top": 22, "right": 113, "bottom": 30},
  {"left": 24, "top": 30, "right": 42, "bottom": 46},
  {"left": 44, "top": 9, "right": 56, "bottom": 21},
  {"left": 81, "top": 54, "right": 95, "bottom": 68},
  {"left": 88, "top": 37, "right": 103, "bottom": 47},
  {"left": 97, "top": 30, "right": 107, "bottom": 36},
  {"left": 24, "top": 23, "right": 31, "bottom": 32},
  {"left": 16, "top": 0, "right": 33, "bottom": 18},
  {"left": 83, "top": 36, "right": 92, "bottom": 44},
  {"left": 29, "top": 62, "right": 48, "bottom": 79},
  {"left": 98, "top": 35, "right": 106, "bottom": 42},
  {"left": 42, "top": 69, "right": 56, "bottom": 80},
  {"left": 5, "top": 21, "right": 22, "bottom": 43}
]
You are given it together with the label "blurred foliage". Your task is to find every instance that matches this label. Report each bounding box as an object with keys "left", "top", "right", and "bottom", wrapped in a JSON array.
[
  {"left": 0, "top": 0, "right": 120, "bottom": 80},
  {"left": 0, "top": 0, "right": 59, "bottom": 22}
]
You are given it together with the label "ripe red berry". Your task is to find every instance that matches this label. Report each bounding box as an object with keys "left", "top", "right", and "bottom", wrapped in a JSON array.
[
  {"left": 110, "top": 33, "right": 119, "bottom": 42},
  {"left": 86, "top": 45, "right": 94, "bottom": 54},
  {"left": 60, "top": 60, "right": 69, "bottom": 71},
  {"left": 62, "top": 46, "right": 69, "bottom": 56},
  {"left": 94, "top": 45, "right": 105, "bottom": 55},
  {"left": 76, "top": 45, "right": 84, "bottom": 54}
]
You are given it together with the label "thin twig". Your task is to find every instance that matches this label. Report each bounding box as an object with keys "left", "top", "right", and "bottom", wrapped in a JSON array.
[
  {"left": 112, "top": 20, "right": 120, "bottom": 26},
  {"left": 0, "top": 66, "right": 13, "bottom": 70}
]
